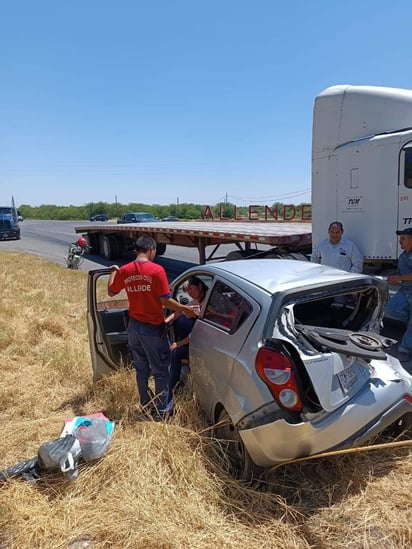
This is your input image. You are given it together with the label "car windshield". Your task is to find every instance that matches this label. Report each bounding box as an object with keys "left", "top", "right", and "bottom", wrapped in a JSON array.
[{"left": 0, "top": 207, "right": 13, "bottom": 214}]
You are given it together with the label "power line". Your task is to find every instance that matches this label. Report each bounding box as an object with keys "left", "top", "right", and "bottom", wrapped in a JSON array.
[{"left": 226, "top": 188, "right": 311, "bottom": 204}]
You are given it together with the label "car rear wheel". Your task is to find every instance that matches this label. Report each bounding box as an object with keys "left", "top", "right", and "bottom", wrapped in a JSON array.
[
  {"left": 213, "top": 408, "right": 265, "bottom": 482},
  {"left": 392, "top": 412, "right": 412, "bottom": 437}
]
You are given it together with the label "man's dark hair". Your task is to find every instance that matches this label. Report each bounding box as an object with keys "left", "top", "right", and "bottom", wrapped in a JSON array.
[
  {"left": 135, "top": 235, "right": 157, "bottom": 253},
  {"left": 328, "top": 221, "right": 343, "bottom": 231}
]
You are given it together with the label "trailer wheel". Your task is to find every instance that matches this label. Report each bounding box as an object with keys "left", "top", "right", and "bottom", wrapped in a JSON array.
[
  {"left": 87, "top": 233, "right": 100, "bottom": 255},
  {"left": 156, "top": 243, "right": 166, "bottom": 256},
  {"left": 225, "top": 250, "right": 256, "bottom": 261},
  {"left": 100, "top": 235, "right": 120, "bottom": 260}
]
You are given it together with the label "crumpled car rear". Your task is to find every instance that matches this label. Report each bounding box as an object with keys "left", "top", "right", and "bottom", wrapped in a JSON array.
[
  {"left": 240, "top": 353, "right": 412, "bottom": 466},
  {"left": 237, "top": 274, "right": 412, "bottom": 466}
]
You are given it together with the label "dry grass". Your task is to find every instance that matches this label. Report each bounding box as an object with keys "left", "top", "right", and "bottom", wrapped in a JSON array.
[{"left": 0, "top": 251, "right": 411, "bottom": 549}]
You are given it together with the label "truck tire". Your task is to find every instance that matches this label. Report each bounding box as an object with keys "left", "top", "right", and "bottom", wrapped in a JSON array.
[
  {"left": 225, "top": 250, "right": 256, "bottom": 261},
  {"left": 156, "top": 243, "right": 167, "bottom": 256},
  {"left": 87, "top": 233, "right": 100, "bottom": 255},
  {"left": 100, "top": 235, "right": 120, "bottom": 260}
]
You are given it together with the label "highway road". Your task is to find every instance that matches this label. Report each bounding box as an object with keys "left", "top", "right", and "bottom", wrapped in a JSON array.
[{"left": 0, "top": 219, "right": 201, "bottom": 279}]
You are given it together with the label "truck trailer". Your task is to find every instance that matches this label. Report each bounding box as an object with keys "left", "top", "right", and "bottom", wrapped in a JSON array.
[{"left": 74, "top": 220, "right": 312, "bottom": 265}]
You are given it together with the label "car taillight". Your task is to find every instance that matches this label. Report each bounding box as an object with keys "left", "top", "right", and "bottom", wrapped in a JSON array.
[{"left": 255, "top": 347, "right": 303, "bottom": 412}]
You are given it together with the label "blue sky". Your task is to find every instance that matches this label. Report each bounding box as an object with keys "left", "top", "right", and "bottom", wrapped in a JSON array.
[{"left": 2, "top": 1, "right": 412, "bottom": 208}]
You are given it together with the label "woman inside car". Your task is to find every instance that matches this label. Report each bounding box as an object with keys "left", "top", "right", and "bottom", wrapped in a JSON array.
[{"left": 165, "top": 276, "right": 208, "bottom": 390}]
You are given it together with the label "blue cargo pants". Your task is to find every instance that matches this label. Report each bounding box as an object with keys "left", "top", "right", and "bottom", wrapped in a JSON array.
[
  {"left": 127, "top": 317, "right": 172, "bottom": 413},
  {"left": 385, "top": 289, "right": 412, "bottom": 352}
]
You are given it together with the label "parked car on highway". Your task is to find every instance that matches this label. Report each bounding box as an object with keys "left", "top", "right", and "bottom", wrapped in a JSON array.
[
  {"left": 87, "top": 259, "right": 412, "bottom": 479},
  {"left": 161, "top": 216, "right": 180, "bottom": 222},
  {"left": 90, "top": 214, "right": 109, "bottom": 222},
  {"left": 117, "top": 212, "right": 158, "bottom": 224}
]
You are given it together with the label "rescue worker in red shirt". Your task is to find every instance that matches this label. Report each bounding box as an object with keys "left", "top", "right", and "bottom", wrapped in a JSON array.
[{"left": 108, "top": 235, "right": 197, "bottom": 420}]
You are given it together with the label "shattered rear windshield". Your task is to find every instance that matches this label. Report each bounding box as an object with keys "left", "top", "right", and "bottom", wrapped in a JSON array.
[{"left": 284, "top": 285, "right": 383, "bottom": 333}]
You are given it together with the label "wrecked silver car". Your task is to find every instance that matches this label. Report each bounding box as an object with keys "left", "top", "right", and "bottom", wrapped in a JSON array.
[{"left": 87, "top": 259, "right": 412, "bottom": 478}]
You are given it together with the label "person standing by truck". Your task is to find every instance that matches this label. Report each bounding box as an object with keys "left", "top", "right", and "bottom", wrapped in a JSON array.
[
  {"left": 107, "top": 235, "right": 198, "bottom": 420},
  {"left": 311, "top": 221, "right": 363, "bottom": 273},
  {"left": 385, "top": 228, "right": 412, "bottom": 362}
]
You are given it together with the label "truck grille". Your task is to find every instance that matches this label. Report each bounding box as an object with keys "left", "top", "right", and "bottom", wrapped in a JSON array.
[{"left": 0, "top": 220, "right": 12, "bottom": 230}]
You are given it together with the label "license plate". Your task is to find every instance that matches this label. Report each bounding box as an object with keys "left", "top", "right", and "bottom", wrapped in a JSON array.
[{"left": 337, "top": 365, "right": 358, "bottom": 392}]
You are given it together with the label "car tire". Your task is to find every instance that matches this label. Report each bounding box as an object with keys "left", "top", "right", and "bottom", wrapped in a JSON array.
[
  {"left": 213, "top": 408, "right": 265, "bottom": 483},
  {"left": 393, "top": 412, "right": 412, "bottom": 437}
]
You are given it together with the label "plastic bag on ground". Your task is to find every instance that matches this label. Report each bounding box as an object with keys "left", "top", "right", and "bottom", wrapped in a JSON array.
[
  {"left": 37, "top": 434, "right": 82, "bottom": 480},
  {"left": 73, "top": 418, "right": 114, "bottom": 461}
]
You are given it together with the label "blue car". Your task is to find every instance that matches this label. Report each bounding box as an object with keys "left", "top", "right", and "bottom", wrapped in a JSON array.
[
  {"left": 117, "top": 212, "right": 158, "bottom": 224},
  {"left": 90, "top": 214, "right": 108, "bottom": 222}
]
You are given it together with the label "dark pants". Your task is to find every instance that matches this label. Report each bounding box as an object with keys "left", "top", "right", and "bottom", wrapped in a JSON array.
[
  {"left": 170, "top": 316, "right": 195, "bottom": 389},
  {"left": 170, "top": 345, "right": 190, "bottom": 389},
  {"left": 127, "top": 318, "right": 172, "bottom": 412}
]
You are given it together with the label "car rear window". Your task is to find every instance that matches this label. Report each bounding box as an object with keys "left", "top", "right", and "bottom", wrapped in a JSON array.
[{"left": 290, "top": 286, "right": 381, "bottom": 332}]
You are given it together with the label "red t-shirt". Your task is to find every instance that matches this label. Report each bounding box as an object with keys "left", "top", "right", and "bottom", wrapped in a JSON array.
[{"left": 109, "top": 260, "right": 171, "bottom": 324}]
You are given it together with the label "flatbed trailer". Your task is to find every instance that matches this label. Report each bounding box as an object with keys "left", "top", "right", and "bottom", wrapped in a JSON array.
[{"left": 75, "top": 220, "right": 312, "bottom": 264}]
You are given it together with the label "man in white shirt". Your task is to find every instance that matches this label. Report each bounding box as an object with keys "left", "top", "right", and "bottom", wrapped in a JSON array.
[{"left": 311, "top": 221, "right": 363, "bottom": 273}]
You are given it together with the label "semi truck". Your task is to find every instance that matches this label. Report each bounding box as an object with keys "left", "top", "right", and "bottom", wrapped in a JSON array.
[
  {"left": 0, "top": 197, "right": 21, "bottom": 240},
  {"left": 76, "top": 83, "right": 412, "bottom": 268},
  {"left": 312, "top": 84, "right": 412, "bottom": 269}
]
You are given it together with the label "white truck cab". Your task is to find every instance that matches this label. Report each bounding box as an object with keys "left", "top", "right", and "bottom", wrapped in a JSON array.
[{"left": 312, "top": 84, "right": 412, "bottom": 268}]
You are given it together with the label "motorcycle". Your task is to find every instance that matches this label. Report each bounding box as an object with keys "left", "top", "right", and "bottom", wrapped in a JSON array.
[{"left": 65, "top": 237, "right": 90, "bottom": 269}]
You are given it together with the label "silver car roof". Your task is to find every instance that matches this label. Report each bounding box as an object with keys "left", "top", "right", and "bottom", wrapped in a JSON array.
[{"left": 202, "top": 259, "right": 368, "bottom": 295}]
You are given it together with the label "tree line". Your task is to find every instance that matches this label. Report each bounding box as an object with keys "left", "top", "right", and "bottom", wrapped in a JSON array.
[{"left": 18, "top": 201, "right": 312, "bottom": 221}]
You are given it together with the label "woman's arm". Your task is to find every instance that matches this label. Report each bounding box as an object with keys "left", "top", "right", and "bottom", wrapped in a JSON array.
[{"left": 170, "top": 335, "right": 190, "bottom": 351}]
